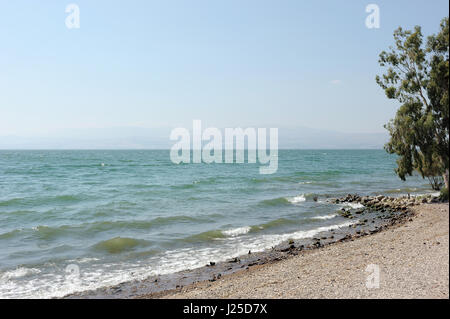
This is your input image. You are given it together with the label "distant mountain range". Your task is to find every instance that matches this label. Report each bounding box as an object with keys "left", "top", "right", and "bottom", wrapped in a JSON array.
[{"left": 0, "top": 126, "right": 388, "bottom": 149}]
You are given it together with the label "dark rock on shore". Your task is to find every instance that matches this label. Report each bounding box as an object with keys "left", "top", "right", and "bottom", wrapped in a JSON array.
[{"left": 329, "top": 193, "right": 441, "bottom": 213}]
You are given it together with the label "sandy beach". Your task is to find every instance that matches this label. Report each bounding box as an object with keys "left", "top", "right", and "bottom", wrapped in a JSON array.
[{"left": 155, "top": 203, "right": 448, "bottom": 299}]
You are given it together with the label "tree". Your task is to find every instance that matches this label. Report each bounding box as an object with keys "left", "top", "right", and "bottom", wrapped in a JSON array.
[
  {"left": 376, "top": 17, "right": 449, "bottom": 190},
  {"left": 421, "top": 152, "right": 445, "bottom": 190}
]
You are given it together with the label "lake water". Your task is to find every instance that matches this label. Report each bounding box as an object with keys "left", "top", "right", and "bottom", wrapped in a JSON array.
[{"left": 0, "top": 150, "right": 434, "bottom": 298}]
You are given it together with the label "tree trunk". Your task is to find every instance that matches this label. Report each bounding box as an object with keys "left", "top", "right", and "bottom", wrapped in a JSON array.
[{"left": 444, "top": 168, "right": 449, "bottom": 190}]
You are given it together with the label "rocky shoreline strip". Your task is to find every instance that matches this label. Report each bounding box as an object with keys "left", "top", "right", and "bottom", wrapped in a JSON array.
[
  {"left": 332, "top": 192, "right": 442, "bottom": 213},
  {"left": 64, "top": 193, "right": 445, "bottom": 299}
]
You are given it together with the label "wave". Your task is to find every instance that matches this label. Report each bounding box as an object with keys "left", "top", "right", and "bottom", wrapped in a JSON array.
[
  {"left": 0, "top": 194, "right": 85, "bottom": 208},
  {"left": 93, "top": 237, "right": 150, "bottom": 254},
  {"left": 0, "top": 198, "right": 24, "bottom": 207},
  {"left": 384, "top": 187, "right": 422, "bottom": 194},
  {"left": 263, "top": 220, "right": 357, "bottom": 245},
  {"left": 312, "top": 213, "right": 337, "bottom": 220},
  {"left": 341, "top": 202, "right": 365, "bottom": 209},
  {"left": 252, "top": 218, "right": 292, "bottom": 231},
  {"left": 0, "top": 229, "right": 22, "bottom": 239},
  {"left": 249, "top": 176, "right": 297, "bottom": 184},
  {"left": 181, "top": 216, "right": 311, "bottom": 243},
  {"left": 104, "top": 215, "right": 206, "bottom": 230},
  {"left": 32, "top": 225, "right": 69, "bottom": 239},
  {"left": 185, "top": 218, "right": 294, "bottom": 242},
  {"left": 0, "top": 215, "right": 211, "bottom": 241},
  {"left": 170, "top": 183, "right": 195, "bottom": 190},
  {"left": 258, "top": 193, "right": 315, "bottom": 207},
  {"left": 429, "top": 192, "right": 441, "bottom": 197},
  {"left": 0, "top": 267, "right": 41, "bottom": 281},
  {"left": 222, "top": 226, "right": 251, "bottom": 237},
  {"left": 258, "top": 197, "right": 291, "bottom": 207},
  {"left": 288, "top": 194, "right": 306, "bottom": 204},
  {"left": 171, "top": 177, "right": 221, "bottom": 190},
  {"left": 192, "top": 177, "right": 221, "bottom": 185},
  {"left": 293, "top": 170, "right": 344, "bottom": 178},
  {"left": 184, "top": 230, "right": 226, "bottom": 242}
]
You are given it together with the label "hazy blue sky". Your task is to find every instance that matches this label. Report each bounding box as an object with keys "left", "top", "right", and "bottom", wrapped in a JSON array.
[{"left": 1, "top": 0, "right": 449, "bottom": 138}]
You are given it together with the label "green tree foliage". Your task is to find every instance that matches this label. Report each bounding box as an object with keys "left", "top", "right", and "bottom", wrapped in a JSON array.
[{"left": 376, "top": 17, "right": 449, "bottom": 190}]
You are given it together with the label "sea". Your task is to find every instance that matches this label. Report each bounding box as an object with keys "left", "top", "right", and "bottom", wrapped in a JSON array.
[{"left": 0, "top": 150, "right": 436, "bottom": 298}]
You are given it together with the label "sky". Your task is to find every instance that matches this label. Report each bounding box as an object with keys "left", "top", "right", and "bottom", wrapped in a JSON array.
[{"left": 0, "top": 0, "right": 449, "bottom": 144}]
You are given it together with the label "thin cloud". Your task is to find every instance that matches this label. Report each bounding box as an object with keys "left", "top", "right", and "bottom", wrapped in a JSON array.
[{"left": 330, "top": 80, "right": 342, "bottom": 85}]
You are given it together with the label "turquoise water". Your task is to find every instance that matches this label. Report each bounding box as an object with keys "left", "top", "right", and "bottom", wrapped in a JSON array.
[{"left": 0, "top": 150, "right": 434, "bottom": 298}]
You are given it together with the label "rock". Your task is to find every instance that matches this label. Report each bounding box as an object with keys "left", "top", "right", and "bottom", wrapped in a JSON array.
[{"left": 339, "top": 210, "right": 353, "bottom": 218}]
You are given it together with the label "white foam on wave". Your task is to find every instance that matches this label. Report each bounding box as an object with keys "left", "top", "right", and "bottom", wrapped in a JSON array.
[
  {"left": 277, "top": 220, "right": 356, "bottom": 241},
  {"left": 0, "top": 267, "right": 41, "bottom": 281},
  {"left": 431, "top": 192, "right": 441, "bottom": 197},
  {"left": 288, "top": 194, "right": 306, "bottom": 204},
  {"left": 68, "top": 257, "right": 100, "bottom": 264},
  {"left": 312, "top": 213, "right": 337, "bottom": 220},
  {"left": 412, "top": 191, "right": 440, "bottom": 197},
  {"left": 222, "top": 226, "right": 251, "bottom": 237},
  {"left": 0, "top": 264, "right": 150, "bottom": 299},
  {"left": 342, "top": 202, "right": 364, "bottom": 209}
]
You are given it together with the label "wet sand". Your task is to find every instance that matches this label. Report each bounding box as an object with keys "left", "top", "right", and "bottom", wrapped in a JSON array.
[{"left": 154, "top": 203, "right": 449, "bottom": 299}]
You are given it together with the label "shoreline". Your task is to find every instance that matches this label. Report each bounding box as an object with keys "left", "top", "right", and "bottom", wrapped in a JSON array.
[
  {"left": 154, "top": 202, "right": 449, "bottom": 299},
  {"left": 64, "top": 193, "right": 446, "bottom": 299}
]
